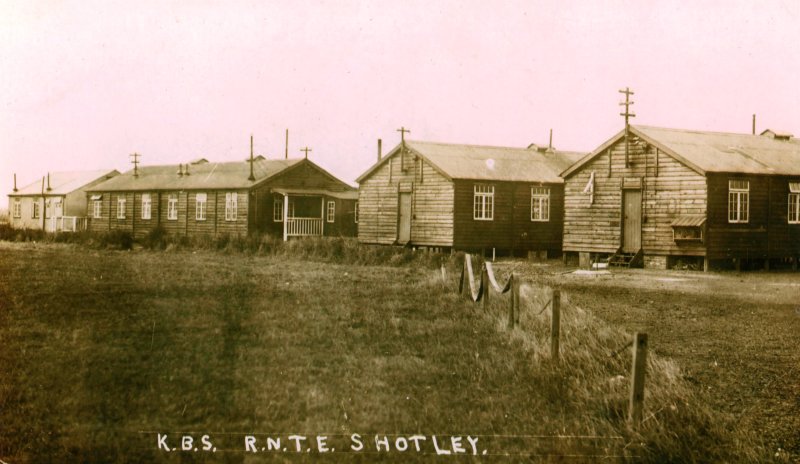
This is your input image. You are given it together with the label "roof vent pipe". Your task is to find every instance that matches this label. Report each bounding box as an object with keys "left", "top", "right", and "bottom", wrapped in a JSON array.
[
  {"left": 248, "top": 134, "right": 256, "bottom": 181},
  {"left": 177, "top": 164, "right": 184, "bottom": 177},
  {"left": 13, "top": 173, "right": 17, "bottom": 192},
  {"left": 47, "top": 172, "right": 52, "bottom": 191},
  {"left": 752, "top": 114, "right": 756, "bottom": 135},
  {"left": 377, "top": 138, "right": 382, "bottom": 162}
]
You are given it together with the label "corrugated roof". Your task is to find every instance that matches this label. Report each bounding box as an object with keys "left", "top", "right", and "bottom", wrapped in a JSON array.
[
  {"left": 358, "top": 140, "right": 585, "bottom": 183},
  {"left": 634, "top": 126, "right": 800, "bottom": 175},
  {"left": 87, "top": 158, "right": 305, "bottom": 192},
  {"left": 10, "top": 170, "right": 119, "bottom": 196},
  {"left": 670, "top": 215, "right": 707, "bottom": 227}
]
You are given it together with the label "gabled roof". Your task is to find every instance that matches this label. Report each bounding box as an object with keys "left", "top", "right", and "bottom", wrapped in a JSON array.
[
  {"left": 10, "top": 170, "right": 119, "bottom": 196},
  {"left": 563, "top": 125, "right": 800, "bottom": 178},
  {"left": 357, "top": 140, "right": 585, "bottom": 184},
  {"left": 87, "top": 158, "right": 305, "bottom": 192}
]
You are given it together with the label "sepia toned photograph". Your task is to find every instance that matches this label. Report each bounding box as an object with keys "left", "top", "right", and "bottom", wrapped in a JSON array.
[{"left": 1, "top": 1, "right": 798, "bottom": 462}]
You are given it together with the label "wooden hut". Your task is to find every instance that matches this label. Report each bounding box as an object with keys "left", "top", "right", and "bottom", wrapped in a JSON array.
[
  {"left": 561, "top": 125, "right": 800, "bottom": 270},
  {"left": 7, "top": 170, "right": 119, "bottom": 232},
  {"left": 356, "top": 140, "right": 584, "bottom": 256},
  {"left": 86, "top": 157, "right": 357, "bottom": 240}
]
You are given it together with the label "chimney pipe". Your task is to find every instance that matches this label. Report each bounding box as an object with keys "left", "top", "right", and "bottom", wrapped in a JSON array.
[
  {"left": 13, "top": 173, "right": 17, "bottom": 192},
  {"left": 177, "top": 163, "right": 184, "bottom": 177},
  {"left": 377, "top": 139, "right": 382, "bottom": 162},
  {"left": 248, "top": 134, "right": 256, "bottom": 181},
  {"left": 184, "top": 163, "right": 190, "bottom": 176},
  {"left": 285, "top": 129, "right": 289, "bottom": 160},
  {"left": 752, "top": 114, "right": 756, "bottom": 135},
  {"left": 47, "top": 172, "right": 51, "bottom": 191},
  {"left": 549, "top": 129, "right": 553, "bottom": 149}
]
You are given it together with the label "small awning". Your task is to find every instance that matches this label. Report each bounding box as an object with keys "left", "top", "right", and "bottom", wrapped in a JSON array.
[
  {"left": 272, "top": 188, "right": 358, "bottom": 200},
  {"left": 90, "top": 194, "right": 103, "bottom": 200},
  {"left": 671, "top": 215, "right": 706, "bottom": 227}
]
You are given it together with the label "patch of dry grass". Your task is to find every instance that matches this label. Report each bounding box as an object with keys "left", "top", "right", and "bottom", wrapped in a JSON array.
[{"left": 0, "top": 244, "right": 767, "bottom": 462}]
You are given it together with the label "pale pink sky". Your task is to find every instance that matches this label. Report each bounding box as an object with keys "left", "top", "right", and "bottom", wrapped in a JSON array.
[{"left": 2, "top": 0, "right": 800, "bottom": 196}]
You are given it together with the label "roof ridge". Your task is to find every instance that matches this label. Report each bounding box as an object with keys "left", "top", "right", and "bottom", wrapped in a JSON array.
[
  {"left": 407, "top": 139, "right": 580, "bottom": 154},
  {"left": 633, "top": 124, "right": 770, "bottom": 138}
]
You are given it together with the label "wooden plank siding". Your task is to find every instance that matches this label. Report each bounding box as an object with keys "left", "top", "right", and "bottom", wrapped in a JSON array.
[
  {"left": 358, "top": 153, "right": 454, "bottom": 246},
  {"left": 452, "top": 180, "right": 564, "bottom": 253},
  {"left": 563, "top": 135, "right": 708, "bottom": 258},
  {"left": 706, "top": 174, "right": 800, "bottom": 260},
  {"left": 87, "top": 190, "right": 250, "bottom": 237}
]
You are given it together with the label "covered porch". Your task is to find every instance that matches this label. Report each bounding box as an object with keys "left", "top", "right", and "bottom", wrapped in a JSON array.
[{"left": 271, "top": 188, "right": 341, "bottom": 241}]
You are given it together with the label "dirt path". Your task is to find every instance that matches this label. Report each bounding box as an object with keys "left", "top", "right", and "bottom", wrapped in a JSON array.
[{"left": 504, "top": 262, "right": 800, "bottom": 460}]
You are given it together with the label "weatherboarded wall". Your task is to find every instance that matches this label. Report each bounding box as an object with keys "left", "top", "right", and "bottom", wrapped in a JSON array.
[
  {"left": 563, "top": 135, "right": 708, "bottom": 258},
  {"left": 87, "top": 190, "right": 250, "bottom": 237},
  {"left": 707, "top": 174, "right": 800, "bottom": 260},
  {"left": 452, "top": 180, "right": 564, "bottom": 254},
  {"left": 358, "top": 153, "right": 454, "bottom": 246}
]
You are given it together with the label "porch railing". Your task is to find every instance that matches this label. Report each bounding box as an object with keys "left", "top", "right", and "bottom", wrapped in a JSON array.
[
  {"left": 286, "top": 217, "right": 323, "bottom": 237},
  {"left": 46, "top": 216, "right": 88, "bottom": 232}
]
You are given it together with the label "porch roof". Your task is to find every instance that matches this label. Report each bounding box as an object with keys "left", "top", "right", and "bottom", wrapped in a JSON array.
[{"left": 271, "top": 188, "right": 358, "bottom": 200}]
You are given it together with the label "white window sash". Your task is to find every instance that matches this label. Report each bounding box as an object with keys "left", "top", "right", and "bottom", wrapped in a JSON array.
[
  {"left": 141, "top": 194, "right": 151, "bottom": 220},
  {"left": 196, "top": 193, "right": 207, "bottom": 221},
  {"left": 354, "top": 201, "right": 359, "bottom": 223},
  {"left": 273, "top": 199, "right": 283, "bottom": 222},
  {"left": 93, "top": 200, "right": 102, "bottom": 218},
  {"left": 168, "top": 195, "right": 178, "bottom": 220},
  {"left": 117, "top": 198, "right": 126, "bottom": 219},
  {"left": 789, "top": 192, "right": 800, "bottom": 224},
  {"left": 327, "top": 201, "right": 335, "bottom": 223}
]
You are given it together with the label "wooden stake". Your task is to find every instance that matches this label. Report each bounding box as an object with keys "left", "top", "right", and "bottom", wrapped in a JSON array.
[
  {"left": 481, "top": 264, "right": 489, "bottom": 311},
  {"left": 513, "top": 277, "right": 520, "bottom": 327},
  {"left": 551, "top": 289, "right": 560, "bottom": 362},
  {"left": 507, "top": 275, "right": 515, "bottom": 329},
  {"left": 629, "top": 332, "right": 648, "bottom": 426}
]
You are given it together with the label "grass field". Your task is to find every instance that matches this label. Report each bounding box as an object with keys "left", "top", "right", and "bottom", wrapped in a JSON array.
[{"left": 0, "top": 242, "right": 768, "bottom": 462}]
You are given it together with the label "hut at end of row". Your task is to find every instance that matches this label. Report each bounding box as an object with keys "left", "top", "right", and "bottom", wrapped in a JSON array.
[
  {"left": 561, "top": 125, "right": 800, "bottom": 271},
  {"left": 85, "top": 157, "right": 358, "bottom": 240},
  {"left": 356, "top": 140, "right": 585, "bottom": 257}
]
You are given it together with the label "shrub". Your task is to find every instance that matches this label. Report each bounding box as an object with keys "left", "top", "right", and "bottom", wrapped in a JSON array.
[
  {"left": 141, "top": 226, "right": 167, "bottom": 250},
  {"left": 99, "top": 230, "right": 133, "bottom": 250}
]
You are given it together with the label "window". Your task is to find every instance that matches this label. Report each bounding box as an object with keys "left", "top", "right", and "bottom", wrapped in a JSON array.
[
  {"left": 117, "top": 197, "right": 126, "bottom": 219},
  {"left": 728, "top": 180, "right": 749, "bottom": 223},
  {"left": 473, "top": 184, "right": 494, "bottom": 220},
  {"left": 531, "top": 187, "right": 550, "bottom": 221},
  {"left": 789, "top": 182, "right": 800, "bottom": 224},
  {"left": 327, "top": 201, "right": 335, "bottom": 223},
  {"left": 32, "top": 202, "right": 40, "bottom": 219},
  {"left": 168, "top": 194, "right": 178, "bottom": 220},
  {"left": 196, "top": 193, "right": 207, "bottom": 221},
  {"left": 54, "top": 199, "right": 62, "bottom": 217},
  {"left": 141, "top": 194, "right": 151, "bottom": 220},
  {"left": 93, "top": 200, "right": 102, "bottom": 218},
  {"left": 354, "top": 201, "right": 359, "bottom": 223},
  {"left": 12, "top": 199, "right": 21, "bottom": 218},
  {"left": 273, "top": 198, "right": 284, "bottom": 222},
  {"left": 225, "top": 192, "right": 237, "bottom": 221}
]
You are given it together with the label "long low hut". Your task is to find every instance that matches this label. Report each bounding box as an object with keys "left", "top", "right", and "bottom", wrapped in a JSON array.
[
  {"left": 356, "top": 139, "right": 584, "bottom": 256},
  {"left": 561, "top": 125, "right": 800, "bottom": 270},
  {"left": 86, "top": 156, "right": 358, "bottom": 240},
  {"left": 8, "top": 170, "right": 119, "bottom": 232}
]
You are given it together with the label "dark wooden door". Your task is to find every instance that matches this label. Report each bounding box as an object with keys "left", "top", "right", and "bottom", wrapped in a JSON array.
[
  {"left": 622, "top": 190, "right": 642, "bottom": 253},
  {"left": 397, "top": 193, "right": 411, "bottom": 243}
]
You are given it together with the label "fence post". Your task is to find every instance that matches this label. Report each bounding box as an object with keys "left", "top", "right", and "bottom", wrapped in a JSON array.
[
  {"left": 507, "top": 274, "right": 515, "bottom": 329},
  {"left": 628, "top": 332, "right": 648, "bottom": 426},
  {"left": 550, "top": 289, "right": 560, "bottom": 362},
  {"left": 513, "top": 277, "right": 520, "bottom": 327},
  {"left": 481, "top": 264, "right": 489, "bottom": 310},
  {"left": 458, "top": 258, "right": 465, "bottom": 296}
]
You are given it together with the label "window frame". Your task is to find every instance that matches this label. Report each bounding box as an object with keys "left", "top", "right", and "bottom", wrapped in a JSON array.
[
  {"left": 727, "top": 179, "right": 749, "bottom": 224},
  {"left": 195, "top": 193, "right": 207, "bottom": 221},
  {"left": 167, "top": 194, "right": 178, "bottom": 221},
  {"left": 530, "top": 186, "right": 551, "bottom": 222},
  {"left": 117, "top": 196, "right": 126, "bottom": 219},
  {"left": 273, "top": 198, "right": 283, "bottom": 222},
  {"left": 225, "top": 192, "right": 237, "bottom": 221},
  {"left": 473, "top": 184, "right": 494, "bottom": 221},
  {"left": 141, "top": 193, "right": 151, "bottom": 220},
  {"left": 12, "top": 199, "right": 21, "bottom": 218},
  {"left": 354, "top": 201, "right": 359, "bottom": 223},
  {"left": 789, "top": 182, "right": 800, "bottom": 224},
  {"left": 93, "top": 200, "right": 102, "bottom": 219},
  {"left": 32, "top": 201, "right": 40, "bottom": 219},
  {"left": 327, "top": 200, "right": 335, "bottom": 223}
]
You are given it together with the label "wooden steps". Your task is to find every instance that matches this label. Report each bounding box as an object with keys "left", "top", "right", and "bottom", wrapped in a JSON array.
[{"left": 607, "top": 248, "right": 643, "bottom": 268}]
